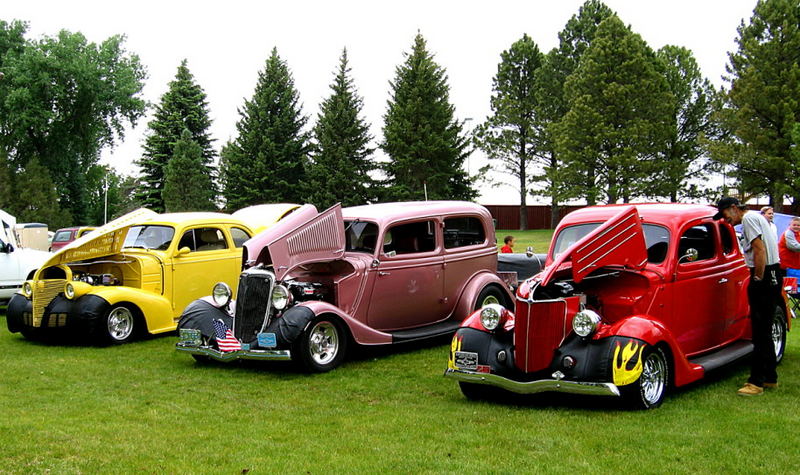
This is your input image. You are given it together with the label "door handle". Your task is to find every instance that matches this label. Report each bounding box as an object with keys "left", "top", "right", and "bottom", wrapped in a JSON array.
[
  {"left": 718, "top": 278, "right": 728, "bottom": 284},
  {"left": 378, "top": 271, "right": 390, "bottom": 276}
]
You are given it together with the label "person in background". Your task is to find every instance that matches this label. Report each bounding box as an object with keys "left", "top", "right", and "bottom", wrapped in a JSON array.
[
  {"left": 500, "top": 235, "right": 514, "bottom": 253},
  {"left": 778, "top": 216, "right": 800, "bottom": 278},
  {"left": 714, "top": 197, "right": 781, "bottom": 396},
  {"left": 760, "top": 206, "right": 778, "bottom": 239}
]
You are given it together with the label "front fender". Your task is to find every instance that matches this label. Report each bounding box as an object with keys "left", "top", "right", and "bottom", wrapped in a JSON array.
[
  {"left": 84, "top": 286, "right": 174, "bottom": 334},
  {"left": 296, "top": 301, "right": 392, "bottom": 345}
]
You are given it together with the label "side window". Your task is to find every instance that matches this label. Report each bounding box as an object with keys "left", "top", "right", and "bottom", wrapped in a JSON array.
[
  {"left": 383, "top": 220, "right": 436, "bottom": 256},
  {"left": 230, "top": 227, "right": 251, "bottom": 248},
  {"left": 444, "top": 216, "right": 486, "bottom": 249},
  {"left": 179, "top": 228, "right": 227, "bottom": 252},
  {"left": 678, "top": 224, "right": 716, "bottom": 262},
  {"left": 718, "top": 222, "right": 735, "bottom": 255}
]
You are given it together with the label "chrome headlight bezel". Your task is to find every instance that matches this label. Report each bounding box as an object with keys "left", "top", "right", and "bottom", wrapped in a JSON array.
[
  {"left": 22, "top": 281, "right": 33, "bottom": 298},
  {"left": 271, "top": 284, "right": 290, "bottom": 310},
  {"left": 572, "top": 309, "right": 602, "bottom": 337},
  {"left": 64, "top": 282, "right": 75, "bottom": 300},
  {"left": 479, "top": 304, "right": 504, "bottom": 331},
  {"left": 211, "top": 282, "right": 232, "bottom": 308}
]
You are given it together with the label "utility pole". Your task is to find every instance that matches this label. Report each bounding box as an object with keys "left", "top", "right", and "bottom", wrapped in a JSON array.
[{"left": 103, "top": 177, "right": 109, "bottom": 224}]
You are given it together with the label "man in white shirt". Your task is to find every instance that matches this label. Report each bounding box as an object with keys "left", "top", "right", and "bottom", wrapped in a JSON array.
[{"left": 714, "top": 197, "right": 781, "bottom": 396}]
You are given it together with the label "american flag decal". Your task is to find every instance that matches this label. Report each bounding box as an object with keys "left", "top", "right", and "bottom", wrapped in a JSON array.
[{"left": 213, "top": 319, "right": 242, "bottom": 352}]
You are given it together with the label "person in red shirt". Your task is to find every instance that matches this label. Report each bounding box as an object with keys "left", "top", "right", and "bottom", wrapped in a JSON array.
[
  {"left": 500, "top": 235, "right": 514, "bottom": 253},
  {"left": 778, "top": 216, "right": 800, "bottom": 278}
]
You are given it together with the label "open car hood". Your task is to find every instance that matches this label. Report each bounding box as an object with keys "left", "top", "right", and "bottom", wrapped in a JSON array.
[
  {"left": 41, "top": 208, "right": 158, "bottom": 269},
  {"left": 538, "top": 206, "right": 647, "bottom": 287},
  {"left": 232, "top": 203, "right": 302, "bottom": 233},
  {"left": 243, "top": 204, "right": 344, "bottom": 280}
]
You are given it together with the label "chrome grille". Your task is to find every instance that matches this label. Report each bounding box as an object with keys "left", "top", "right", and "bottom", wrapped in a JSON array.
[
  {"left": 32, "top": 280, "right": 65, "bottom": 327},
  {"left": 233, "top": 270, "right": 274, "bottom": 342}
]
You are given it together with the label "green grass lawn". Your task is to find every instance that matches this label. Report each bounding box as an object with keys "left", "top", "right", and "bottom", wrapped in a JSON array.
[
  {"left": 1, "top": 305, "right": 798, "bottom": 473},
  {"left": 495, "top": 229, "right": 554, "bottom": 255}
]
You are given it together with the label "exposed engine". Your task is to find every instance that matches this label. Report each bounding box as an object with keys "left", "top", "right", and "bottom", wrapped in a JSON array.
[{"left": 72, "top": 271, "right": 120, "bottom": 286}]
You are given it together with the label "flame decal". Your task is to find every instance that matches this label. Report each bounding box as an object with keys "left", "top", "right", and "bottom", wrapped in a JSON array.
[
  {"left": 448, "top": 335, "right": 463, "bottom": 370},
  {"left": 612, "top": 340, "right": 645, "bottom": 386}
]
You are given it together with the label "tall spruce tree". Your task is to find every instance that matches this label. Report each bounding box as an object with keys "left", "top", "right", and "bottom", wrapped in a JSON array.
[
  {"left": 715, "top": 0, "right": 800, "bottom": 210},
  {"left": 555, "top": 15, "right": 674, "bottom": 204},
  {"left": 381, "top": 33, "right": 475, "bottom": 202},
  {"left": 475, "top": 34, "right": 545, "bottom": 230},
  {"left": 307, "top": 49, "right": 376, "bottom": 209},
  {"left": 136, "top": 60, "right": 216, "bottom": 212},
  {"left": 220, "top": 48, "right": 310, "bottom": 210},
  {"left": 536, "top": 0, "right": 614, "bottom": 220},
  {"left": 655, "top": 45, "right": 719, "bottom": 202},
  {"left": 163, "top": 129, "right": 216, "bottom": 212}
]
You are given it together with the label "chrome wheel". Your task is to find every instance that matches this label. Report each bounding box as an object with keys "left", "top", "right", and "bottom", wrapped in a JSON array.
[
  {"left": 481, "top": 295, "right": 500, "bottom": 307},
  {"left": 308, "top": 321, "right": 339, "bottom": 366},
  {"left": 772, "top": 307, "right": 787, "bottom": 363},
  {"left": 107, "top": 306, "right": 135, "bottom": 342},
  {"left": 640, "top": 350, "right": 667, "bottom": 406}
]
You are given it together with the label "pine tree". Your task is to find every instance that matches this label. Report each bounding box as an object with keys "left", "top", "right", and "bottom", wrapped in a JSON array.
[
  {"left": 307, "top": 48, "right": 376, "bottom": 209},
  {"left": 555, "top": 15, "right": 674, "bottom": 204},
  {"left": 535, "top": 0, "right": 614, "bottom": 220},
  {"left": 11, "top": 157, "right": 71, "bottom": 229},
  {"left": 716, "top": 0, "right": 800, "bottom": 209},
  {"left": 136, "top": 59, "right": 216, "bottom": 212},
  {"left": 475, "top": 34, "right": 545, "bottom": 230},
  {"left": 381, "top": 33, "right": 475, "bottom": 202},
  {"left": 163, "top": 129, "right": 216, "bottom": 212},
  {"left": 220, "top": 48, "right": 310, "bottom": 210}
]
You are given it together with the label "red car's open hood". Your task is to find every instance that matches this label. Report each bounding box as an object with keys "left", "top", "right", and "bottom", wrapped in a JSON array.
[
  {"left": 538, "top": 206, "right": 647, "bottom": 286},
  {"left": 243, "top": 204, "right": 345, "bottom": 280}
]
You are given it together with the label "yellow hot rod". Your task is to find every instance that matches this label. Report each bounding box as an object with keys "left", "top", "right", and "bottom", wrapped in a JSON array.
[{"left": 5, "top": 205, "right": 302, "bottom": 344}]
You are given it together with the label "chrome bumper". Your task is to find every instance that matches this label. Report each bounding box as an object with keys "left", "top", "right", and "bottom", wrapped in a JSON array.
[
  {"left": 176, "top": 343, "right": 292, "bottom": 362},
  {"left": 444, "top": 368, "right": 620, "bottom": 397}
]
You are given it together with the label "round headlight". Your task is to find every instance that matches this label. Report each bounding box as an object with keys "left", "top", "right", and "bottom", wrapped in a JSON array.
[
  {"left": 271, "top": 284, "right": 290, "bottom": 310},
  {"left": 572, "top": 309, "right": 602, "bottom": 337},
  {"left": 22, "top": 281, "right": 33, "bottom": 298},
  {"left": 64, "top": 282, "right": 75, "bottom": 300},
  {"left": 212, "top": 282, "right": 232, "bottom": 307},
  {"left": 479, "top": 304, "right": 503, "bottom": 331}
]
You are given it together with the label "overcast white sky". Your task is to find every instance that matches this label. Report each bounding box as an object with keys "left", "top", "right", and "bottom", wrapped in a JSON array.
[{"left": 5, "top": 0, "right": 758, "bottom": 204}]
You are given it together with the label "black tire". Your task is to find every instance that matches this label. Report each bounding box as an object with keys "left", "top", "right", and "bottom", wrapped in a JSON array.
[
  {"left": 458, "top": 382, "right": 500, "bottom": 401},
  {"left": 294, "top": 317, "right": 348, "bottom": 373},
  {"left": 773, "top": 306, "right": 787, "bottom": 364},
  {"left": 621, "top": 345, "right": 669, "bottom": 410},
  {"left": 100, "top": 304, "right": 138, "bottom": 344},
  {"left": 475, "top": 285, "right": 510, "bottom": 310}
]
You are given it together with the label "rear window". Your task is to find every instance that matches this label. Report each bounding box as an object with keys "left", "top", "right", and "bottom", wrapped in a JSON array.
[
  {"left": 444, "top": 216, "right": 486, "bottom": 249},
  {"left": 53, "top": 230, "right": 73, "bottom": 242}
]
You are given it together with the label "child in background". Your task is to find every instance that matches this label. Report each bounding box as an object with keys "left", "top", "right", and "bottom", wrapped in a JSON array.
[{"left": 500, "top": 235, "right": 514, "bottom": 253}]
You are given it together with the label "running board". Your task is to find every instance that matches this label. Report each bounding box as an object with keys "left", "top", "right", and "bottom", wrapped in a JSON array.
[
  {"left": 689, "top": 341, "right": 753, "bottom": 372},
  {"left": 390, "top": 321, "right": 461, "bottom": 343}
]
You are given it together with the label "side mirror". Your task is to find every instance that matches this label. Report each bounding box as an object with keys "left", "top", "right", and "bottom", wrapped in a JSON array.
[
  {"left": 175, "top": 246, "right": 191, "bottom": 257},
  {"left": 679, "top": 248, "right": 699, "bottom": 263},
  {"left": 1, "top": 242, "right": 13, "bottom": 253},
  {"left": 525, "top": 246, "right": 534, "bottom": 258}
]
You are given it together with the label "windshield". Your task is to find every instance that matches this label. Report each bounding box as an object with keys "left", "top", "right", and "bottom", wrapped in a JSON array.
[
  {"left": 53, "top": 230, "right": 73, "bottom": 242},
  {"left": 344, "top": 220, "right": 379, "bottom": 254},
  {"left": 123, "top": 225, "right": 175, "bottom": 251},
  {"left": 552, "top": 222, "right": 670, "bottom": 264}
]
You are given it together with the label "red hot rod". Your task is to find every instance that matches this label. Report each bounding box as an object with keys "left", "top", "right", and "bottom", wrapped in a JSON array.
[
  {"left": 176, "top": 201, "right": 515, "bottom": 372},
  {"left": 444, "top": 203, "right": 789, "bottom": 409}
]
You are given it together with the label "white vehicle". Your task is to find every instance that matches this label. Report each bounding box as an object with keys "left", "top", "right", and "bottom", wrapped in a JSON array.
[{"left": 0, "top": 210, "right": 51, "bottom": 302}]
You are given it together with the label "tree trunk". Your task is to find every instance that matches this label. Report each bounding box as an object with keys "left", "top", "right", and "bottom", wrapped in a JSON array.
[{"left": 550, "top": 202, "right": 560, "bottom": 229}]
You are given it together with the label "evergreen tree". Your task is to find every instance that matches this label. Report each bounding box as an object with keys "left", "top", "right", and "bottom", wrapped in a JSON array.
[
  {"left": 163, "top": 129, "right": 216, "bottom": 212},
  {"left": 11, "top": 157, "right": 70, "bottom": 229},
  {"left": 475, "top": 34, "right": 545, "bottom": 230},
  {"left": 0, "top": 22, "right": 146, "bottom": 223},
  {"left": 655, "top": 45, "right": 719, "bottom": 202},
  {"left": 555, "top": 15, "right": 674, "bottom": 204},
  {"left": 136, "top": 59, "right": 216, "bottom": 212},
  {"left": 536, "top": 0, "right": 614, "bottom": 221},
  {"left": 307, "top": 48, "right": 376, "bottom": 209},
  {"left": 220, "top": 48, "right": 310, "bottom": 210},
  {"left": 715, "top": 0, "right": 800, "bottom": 210},
  {"left": 381, "top": 33, "right": 475, "bottom": 202}
]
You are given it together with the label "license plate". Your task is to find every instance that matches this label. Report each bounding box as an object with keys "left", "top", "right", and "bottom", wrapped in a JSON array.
[
  {"left": 178, "top": 328, "right": 202, "bottom": 346},
  {"left": 454, "top": 351, "right": 479, "bottom": 370},
  {"left": 257, "top": 332, "right": 277, "bottom": 348}
]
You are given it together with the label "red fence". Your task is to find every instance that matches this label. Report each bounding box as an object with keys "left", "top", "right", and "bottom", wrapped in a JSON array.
[{"left": 483, "top": 204, "right": 584, "bottom": 230}]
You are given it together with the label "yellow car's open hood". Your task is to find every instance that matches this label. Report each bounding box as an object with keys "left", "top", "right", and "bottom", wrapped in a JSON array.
[{"left": 41, "top": 208, "right": 158, "bottom": 270}]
